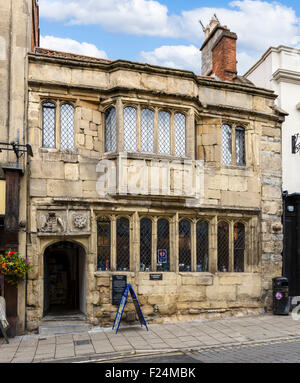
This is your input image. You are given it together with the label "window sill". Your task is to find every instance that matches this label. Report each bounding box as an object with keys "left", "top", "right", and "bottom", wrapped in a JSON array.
[{"left": 102, "top": 151, "right": 191, "bottom": 162}]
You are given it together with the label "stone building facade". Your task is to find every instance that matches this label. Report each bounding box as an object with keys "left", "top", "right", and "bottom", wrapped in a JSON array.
[{"left": 0, "top": 4, "right": 285, "bottom": 333}]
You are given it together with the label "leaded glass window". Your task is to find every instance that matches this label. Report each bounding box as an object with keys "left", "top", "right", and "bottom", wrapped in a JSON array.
[
  {"left": 60, "top": 104, "right": 74, "bottom": 150},
  {"left": 157, "top": 218, "right": 170, "bottom": 272},
  {"left": 196, "top": 221, "right": 209, "bottom": 272},
  {"left": 158, "top": 111, "right": 171, "bottom": 155},
  {"left": 124, "top": 107, "right": 137, "bottom": 151},
  {"left": 105, "top": 107, "right": 117, "bottom": 152},
  {"left": 179, "top": 220, "right": 191, "bottom": 271},
  {"left": 97, "top": 218, "right": 111, "bottom": 271},
  {"left": 222, "top": 124, "right": 232, "bottom": 165},
  {"left": 218, "top": 221, "right": 229, "bottom": 272},
  {"left": 140, "top": 218, "right": 152, "bottom": 271},
  {"left": 174, "top": 113, "right": 186, "bottom": 157},
  {"left": 235, "top": 127, "right": 246, "bottom": 166},
  {"left": 141, "top": 109, "right": 154, "bottom": 153},
  {"left": 234, "top": 222, "right": 245, "bottom": 272},
  {"left": 42, "top": 102, "right": 56, "bottom": 148},
  {"left": 116, "top": 217, "right": 130, "bottom": 271}
]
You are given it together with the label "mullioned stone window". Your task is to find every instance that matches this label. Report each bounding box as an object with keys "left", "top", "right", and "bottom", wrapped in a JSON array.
[
  {"left": 42, "top": 101, "right": 75, "bottom": 150},
  {"left": 97, "top": 214, "right": 247, "bottom": 273},
  {"left": 222, "top": 124, "right": 246, "bottom": 166},
  {"left": 104, "top": 104, "right": 187, "bottom": 157}
]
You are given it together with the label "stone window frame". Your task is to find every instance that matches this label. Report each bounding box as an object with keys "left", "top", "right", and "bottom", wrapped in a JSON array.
[
  {"left": 217, "top": 218, "right": 248, "bottom": 273},
  {"left": 221, "top": 121, "right": 248, "bottom": 168},
  {"left": 96, "top": 212, "right": 251, "bottom": 274},
  {"left": 102, "top": 100, "right": 189, "bottom": 158},
  {"left": 41, "top": 98, "right": 77, "bottom": 151},
  {"left": 96, "top": 213, "right": 133, "bottom": 272}
]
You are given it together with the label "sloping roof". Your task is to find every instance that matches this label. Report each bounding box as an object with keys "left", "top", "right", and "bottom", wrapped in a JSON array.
[{"left": 35, "top": 47, "right": 114, "bottom": 64}]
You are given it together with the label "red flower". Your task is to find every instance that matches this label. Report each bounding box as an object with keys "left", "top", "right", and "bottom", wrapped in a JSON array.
[{"left": 8, "top": 251, "right": 15, "bottom": 257}]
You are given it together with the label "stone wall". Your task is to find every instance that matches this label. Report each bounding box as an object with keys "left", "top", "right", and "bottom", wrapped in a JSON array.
[{"left": 24, "top": 52, "right": 284, "bottom": 331}]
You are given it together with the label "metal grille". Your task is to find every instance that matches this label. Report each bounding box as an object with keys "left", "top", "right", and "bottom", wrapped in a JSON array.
[
  {"left": 124, "top": 107, "right": 137, "bottom": 151},
  {"left": 97, "top": 218, "right": 111, "bottom": 271},
  {"left": 196, "top": 221, "right": 209, "bottom": 272},
  {"left": 174, "top": 113, "right": 186, "bottom": 157},
  {"left": 105, "top": 107, "right": 117, "bottom": 152},
  {"left": 140, "top": 218, "right": 152, "bottom": 271},
  {"left": 218, "top": 221, "right": 229, "bottom": 272},
  {"left": 158, "top": 111, "right": 171, "bottom": 155},
  {"left": 42, "top": 102, "right": 56, "bottom": 148},
  {"left": 116, "top": 217, "right": 130, "bottom": 271},
  {"left": 141, "top": 109, "right": 154, "bottom": 153},
  {"left": 235, "top": 127, "right": 246, "bottom": 166},
  {"left": 157, "top": 218, "right": 170, "bottom": 272},
  {"left": 222, "top": 124, "right": 232, "bottom": 165},
  {"left": 234, "top": 222, "right": 245, "bottom": 272},
  {"left": 60, "top": 104, "right": 74, "bottom": 150},
  {"left": 179, "top": 220, "right": 191, "bottom": 271}
]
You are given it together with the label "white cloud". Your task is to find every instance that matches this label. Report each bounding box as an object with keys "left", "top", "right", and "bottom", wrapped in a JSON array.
[
  {"left": 40, "top": 35, "right": 108, "bottom": 58},
  {"left": 140, "top": 45, "right": 201, "bottom": 73},
  {"left": 39, "top": 0, "right": 171, "bottom": 36},
  {"left": 39, "top": 1, "right": 300, "bottom": 75}
]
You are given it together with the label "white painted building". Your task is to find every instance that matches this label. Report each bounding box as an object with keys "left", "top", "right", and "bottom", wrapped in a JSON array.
[{"left": 245, "top": 45, "right": 300, "bottom": 194}]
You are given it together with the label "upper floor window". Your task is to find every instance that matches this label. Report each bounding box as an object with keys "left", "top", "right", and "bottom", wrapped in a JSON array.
[
  {"left": 222, "top": 124, "right": 246, "bottom": 166},
  {"left": 105, "top": 107, "right": 117, "bottom": 152},
  {"left": 174, "top": 113, "right": 186, "bottom": 157},
  {"left": 124, "top": 107, "right": 137, "bottom": 151},
  {"left": 104, "top": 104, "right": 186, "bottom": 157},
  {"left": 42, "top": 102, "right": 56, "bottom": 148},
  {"left": 158, "top": 111, "right": 171, "bottom": 155},
  {"left": 141, "top": 109, "right": 154, "bottom": 153},
  {"left": 42, "top": 101, "right": 74, "bottom": 150},
  {"left": 60, "top": 104, "right": 74, "bottom": 150}
]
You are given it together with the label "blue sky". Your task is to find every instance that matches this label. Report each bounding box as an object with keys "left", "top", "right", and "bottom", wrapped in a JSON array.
[{"left": 39, "top": 0, "right": 300, "bottom": 74}]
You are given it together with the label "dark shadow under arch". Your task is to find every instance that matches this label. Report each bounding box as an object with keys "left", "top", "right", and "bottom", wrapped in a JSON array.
[{"left": 43, "top": 241, "right": 86, "bottom": 317}]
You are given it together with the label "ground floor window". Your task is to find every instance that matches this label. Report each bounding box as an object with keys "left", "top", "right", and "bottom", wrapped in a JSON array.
[
  {"left": 116, "top": 217, "right": 130, "bottom": 271},
  {"left": 96, "top": 213, "right": 250, "bottom": 273}
]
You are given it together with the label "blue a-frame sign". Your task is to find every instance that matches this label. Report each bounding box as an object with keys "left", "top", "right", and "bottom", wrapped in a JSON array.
[{"left": 112, "top": 284, "right": 149, "bottom": 334}]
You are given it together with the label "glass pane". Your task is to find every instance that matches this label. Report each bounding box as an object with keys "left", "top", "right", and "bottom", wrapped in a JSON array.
[
  {"left": 218, "top": 221, "right": 229, "bottom": 272},
  {"left": 117, "top": 217, "right": 130, "bottom": 271},
  {"left": 235, "top": 127, "right": 246, "bottom": 166},
  {"left": 222, "top": 124, "right": 232, "bottom": 165},
  {"left": 60, "top": 104, "right": 74, "bottom": 150},
  {"left": 179, "top": 220, "right": 191, "bottom": 271},
  {"left": 105, "top": 107, "right": 117, "bottom": 152},
  {"left": 140, "top": 218, "right": 152, "bottom": 271},
  {"left": 196, "top": 221, "right": 209, "bottom": 272},
  {"left": 124, "top": 107, "right": 137, "bottom": 151},
  {"left": 141, "top": 109, "right": 154, "bottom": 152},
  {"left": 157, "top": 219, "right": 170, "bottom": 272},
  {"left": 97, "top": 218, "right": 111, "bottom": 271},
  {"left": 158, "top": 111, "right": 171, "bottom": 154},
  {"left": 234, "top": 223, "right": 245, "bottom": 272},
  {"left": 42, "top": 102, "right": 56, "bottom": 148},
  {"left": 174, "top": 113, "right": 186, "bottom": 157}
]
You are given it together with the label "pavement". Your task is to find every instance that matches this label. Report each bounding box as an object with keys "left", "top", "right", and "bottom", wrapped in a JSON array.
[{"left": 1, "top": 313, "right": 300, "bottom": 363}]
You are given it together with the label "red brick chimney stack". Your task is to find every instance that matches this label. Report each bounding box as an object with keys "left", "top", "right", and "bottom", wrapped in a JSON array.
[{"left": 200, "top": 17, "right": 237, "bottom": 82}]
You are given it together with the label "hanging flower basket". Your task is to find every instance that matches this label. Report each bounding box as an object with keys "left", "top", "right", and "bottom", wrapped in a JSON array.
[{"left": 0, "top": 251, "right": 32, "bottom": 286}]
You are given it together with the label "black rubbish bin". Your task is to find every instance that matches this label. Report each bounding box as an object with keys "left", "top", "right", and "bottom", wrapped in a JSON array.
[{"left": 273, "top": 277, "right": 290, "bottom": 315}]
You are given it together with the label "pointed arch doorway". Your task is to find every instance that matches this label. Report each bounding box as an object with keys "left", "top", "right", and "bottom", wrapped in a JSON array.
[{"left": 43, "top": 241, "right": 86, "bottom": 316}]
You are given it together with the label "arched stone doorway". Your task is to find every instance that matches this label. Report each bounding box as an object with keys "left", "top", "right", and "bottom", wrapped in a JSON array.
[{"left": 43, "top": 241, "right": 86, "bottom": 316}]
